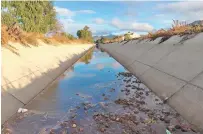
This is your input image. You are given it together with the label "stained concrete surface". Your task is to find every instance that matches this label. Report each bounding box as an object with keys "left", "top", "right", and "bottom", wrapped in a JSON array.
[{"left": 99, "top": 33, "right": 203, "bottom": 130}]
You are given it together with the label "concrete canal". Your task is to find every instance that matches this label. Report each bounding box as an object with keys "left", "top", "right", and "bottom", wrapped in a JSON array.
[{"left": 2, "top": 48, "right": 198, "bottom": 134}]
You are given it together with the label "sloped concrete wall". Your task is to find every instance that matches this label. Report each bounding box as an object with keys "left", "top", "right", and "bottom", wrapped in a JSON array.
[
  {"left": 100, "top": 33, "right": 203, "bottom": 130},
  {"left": 1, "top": 42, "right": 94, "bottom": 124}
]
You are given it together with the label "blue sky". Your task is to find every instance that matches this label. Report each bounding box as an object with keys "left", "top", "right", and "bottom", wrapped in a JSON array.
[{"left": 54, "top": 1, "right": 203, "bottom": 36}]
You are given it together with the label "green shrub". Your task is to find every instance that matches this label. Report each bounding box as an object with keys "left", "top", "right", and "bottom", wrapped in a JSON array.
[
  {"left": 1, "top": 1, "right": 57, "bottom": 34},
  {"left": 77, "top": 26, "right": 93, "bottom": 43},
  {"left": 124, "top": 34, "right": 131, "bottom": 41}
]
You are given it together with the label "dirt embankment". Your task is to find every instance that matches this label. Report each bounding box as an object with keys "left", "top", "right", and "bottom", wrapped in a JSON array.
[{"left": 1, "top": 23, "right": 91, "bottom": 55}]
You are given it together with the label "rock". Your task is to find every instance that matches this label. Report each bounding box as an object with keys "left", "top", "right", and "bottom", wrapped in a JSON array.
[
  {"left": 99, "top": 127, "right": 106, "bottom": 132},
  {"left": 162, "top": 110, "right": 170, "bottom": 116},
  {"left": 159, "top": 117, "right": 165, "bottom": 121},
  {"left": 79, "top": 127, "right": 84, "bottom": 132},
  {"left": 71, "top": 114, "right": 77, "bottom": 119},
  {"left": 125, "top": 93, "right": 130, "bottom": 96},
  {"left": 118, "top": 72, "right": 133, "bottom": 77},
  {"left": 60, "top": 129, "right": 68, "bottom": 134},
  {"left": 136, "top": 100, "right": 145, "bottom": 105},
  {"left": 76, "top": 106, "right": 80, "bottom": 109},
  {"left": 115, "top": 99, "right": 130, "bottom": 105},
  {"left": 191, "top": 128, "right": 197, "bottom": 133},
  {"left": 60, "top": 122, "right": 68, "bottom": 127},
  {"left": 126, "top": 85, "right": 131, "bottom": 87},
  {"left": 49, "top": 129, "right": 56, "bottom": 134},
  {"left": 164, "top": 118, "right": 170, "bottom": 124},
  {"left": 109, "top": 88, "right": 115, "bottom": 92},
  {"left": 134, "top": 111, "right": 139, "bottom": 114},
  {"left": 150, "top": 124, "right": 166, "bottom": 134},
  {"left": 72, "top": 124, "right": 77, "bottom": 128},
  {"left": 116, "top": 118, "right": 120, "bottom": 121},
  {"left": 145, "top": 91, "right": 149, "bottom": 96},
  {"left": 175, "top": 125, "right": 181, "bottom": 129},
  {"left": 163, "top": 97, "right": 169, "bottom": 103},
  {"left": 167, "top": 125, "right": 176, "bottom": 132},
  {"left": 99, "top": 102, "right": 107, "bottom": 109},
  {"left": 69, "top": 108, "right": 76, "bottom": 112},
  {"left": 181, "top": 127, "right": 188, "bottom": 132},
  {"left": 104, "top": 123, "right": 109, "bottom": 128},
  {"left": 175, "top": 113, "right": 180, "bottom": 117},
  {"left": 175, "top": 132, "right": 196, "bottom": 134},
  {"left": 139, "top": 92, "right": 144, "bottom": 95}
]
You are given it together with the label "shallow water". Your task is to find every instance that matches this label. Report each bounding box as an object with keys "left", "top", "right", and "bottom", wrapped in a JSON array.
[{"left": 2, "top": 48, "right": 198, "bottom": 134}]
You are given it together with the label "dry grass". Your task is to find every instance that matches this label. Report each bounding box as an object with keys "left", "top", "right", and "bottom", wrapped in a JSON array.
[
  {"left": 99, "top": 20, "right": 203, "bottom": 45},
  {"left": 1, "top": 25, "right": 9, "bottom": 46},
  {"left": 1, "top": 24, "right": 92, "bottom": 55},
  {"left": 139, "top": 20, "right": 203, "bottom": 43},
  {"left": 22, "top": 33, "right": 39, "bottom": 46},
  {"left": 51, "top": 34, "right": 71, "bottom": 44},
  {"left": 1, "top": 24, "right": 92, "bottom": 47}
]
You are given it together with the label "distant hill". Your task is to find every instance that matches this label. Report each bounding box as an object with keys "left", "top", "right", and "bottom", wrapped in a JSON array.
[
  {"left": 93, "top": 36, "right": 101, "bottom": 41},
  {"left": 93, "top": 34, "right": 115, "bottom": 41},
  {"left": 189, "top": 20, "right": 203, "bottom": 26}
]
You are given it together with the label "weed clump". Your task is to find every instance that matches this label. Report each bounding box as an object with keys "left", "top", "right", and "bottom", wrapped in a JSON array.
[{"left": 141, "top": 20, "right": 203, "bottom": 43}]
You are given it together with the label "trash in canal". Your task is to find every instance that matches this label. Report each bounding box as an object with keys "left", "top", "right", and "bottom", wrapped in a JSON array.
[
  {"left": 166, "top": 129, "right": 172, "bottom": 134},
  {"left": 17, "top": 108, "right": 28, "bottom": 113}
]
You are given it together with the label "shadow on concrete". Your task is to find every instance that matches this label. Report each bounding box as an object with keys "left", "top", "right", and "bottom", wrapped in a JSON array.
[
  {"left": 179, "top": 33, "right": 198, "bottom": 44},
  {"left": 1, "top": 49, "right": 90, "bottom": 124},
  {"left": 159, "top": 36, "right": 171, "bottom": 44}
]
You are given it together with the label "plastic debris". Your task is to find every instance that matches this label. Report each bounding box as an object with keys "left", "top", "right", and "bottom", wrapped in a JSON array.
[
  {"left": 18, "top": 108, "right": 28, "bottom": 113},
  {"left": 166, "top": 129, "right": 172, "bottom": 134},
  {"left": 72, "top": 124, "right": 77, "bottom": 128}
]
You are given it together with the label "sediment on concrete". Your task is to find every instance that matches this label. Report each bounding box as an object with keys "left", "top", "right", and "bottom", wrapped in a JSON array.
[
  {"left": 100, "top": 33, "right": 203, "bottom": 130},
  {"left": 1, "top": 42, "right": 94, "bottom": 124}
]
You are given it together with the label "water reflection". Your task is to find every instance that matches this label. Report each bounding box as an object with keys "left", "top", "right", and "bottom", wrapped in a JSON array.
[
  {"left": 79, "top": 48, "right": 94, "bottom": 64},
  {"left": 8, "top": 47, "right": 125, "bottom": 119}
]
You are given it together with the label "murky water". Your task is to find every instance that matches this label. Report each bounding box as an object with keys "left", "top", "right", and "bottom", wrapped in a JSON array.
[{"left": 2, "top": 48, "right": 199, "bottom": 134}]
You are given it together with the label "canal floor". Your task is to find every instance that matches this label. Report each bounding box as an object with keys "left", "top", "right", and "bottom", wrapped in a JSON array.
[{"left": 2, "top": 48, "right": 199, "bottom": 134}]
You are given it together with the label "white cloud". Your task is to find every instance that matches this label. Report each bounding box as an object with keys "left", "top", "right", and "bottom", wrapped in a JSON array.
[
  {"left": 157, "top": 1, "right": 203, "bottom": 13},
  {"left": 156, "top": 1, "right": 203, "bottom": 22},
  {"left": 54, "top": 6, "right": 98, "bottom": 35},
  {"left": 76, "top": 10, "right": 96, "bottom": 14},
  {"left": 54, "top": 6, "right": 75, "bottom": 18},
  {"left": 111, "top": 18, "right": 154, "bottom": 32},
  {"left": 58, "top": 19, "right": 114, "bottom": 36},
  {"left": 93, "top": 18, "right": 105, "bottom": 24},
  {"left": 154, "top": 14, "right": 165, "bottom": 17},
  {"left": 59, "top": 18, "right": 74, "bottom": 25},
  {"left": 54, "top": 6, "right": 96, "bottom": 18},
  {"left": 111, "top": 31, "right": 140, "bottom": 37}
]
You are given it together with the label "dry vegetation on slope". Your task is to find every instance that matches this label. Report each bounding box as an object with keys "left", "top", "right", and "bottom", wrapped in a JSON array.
[
  {"left": 1, "top": 24, "right": 91, "bottom": 55},
  {"left": 1, "top": 24, "right": 90, "bottom": 47},
  {"left": 96, "top": 20, "right": 203, "bottom": 45},
  {"left": 140, "top": 20, "right": 203, "bottom": 43}
]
